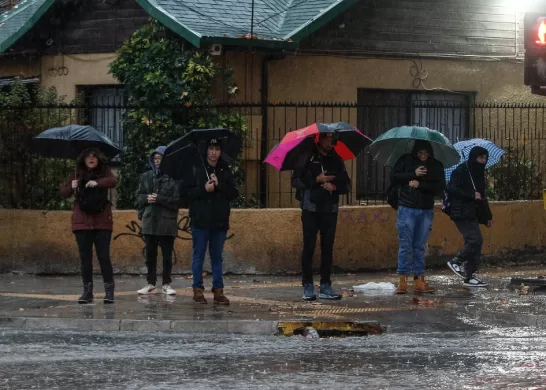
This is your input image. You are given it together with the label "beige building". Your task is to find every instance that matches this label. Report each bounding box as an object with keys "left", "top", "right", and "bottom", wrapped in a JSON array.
[{"left": 2, "top": 0, "right": 546, "bottom": 207}]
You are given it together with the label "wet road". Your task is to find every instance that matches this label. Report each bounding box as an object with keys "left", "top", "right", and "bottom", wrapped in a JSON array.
[{"left": 1, "top": 327, "right": 545, "bottom": 389}]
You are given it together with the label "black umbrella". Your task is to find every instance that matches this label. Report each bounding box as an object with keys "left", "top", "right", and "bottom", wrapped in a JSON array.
[
  {"left": 160, "top": 128, "right": 242, "bottom": 180},
  {"left": 31, "top": 125, "right": 121, "bottom": 160}
]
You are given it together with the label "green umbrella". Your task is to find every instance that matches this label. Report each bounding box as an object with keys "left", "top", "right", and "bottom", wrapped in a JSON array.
[{"left": 369, "top": 126, "right": 460, "bottom": 167}]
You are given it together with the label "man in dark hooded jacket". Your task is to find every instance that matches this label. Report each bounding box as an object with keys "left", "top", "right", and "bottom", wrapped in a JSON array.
[
  {"left": 136, "top": 146, "right": 181, "bottom": 296},
  {"left": 392, "top": 140, "right": 445, "bottom": 294},
  {"left": 446, "top": 146, "right": 492, "bottom": 287}
]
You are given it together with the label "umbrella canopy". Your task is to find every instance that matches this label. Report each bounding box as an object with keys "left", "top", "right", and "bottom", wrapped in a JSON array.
[
  {"left": 444, "top": 138, "right": 505, "bottom": 181},
  {"left": 369, "top": 126, "right": 459, "bottom": 168},
  {"left": 160, "top": 128, "right": 242, "bottom": 180},
  {"left": 264, "top": 122, "right": 372, "bottom": 171},
  {"left": 31, "top": 125, "right": 120, "bottom": 159}
]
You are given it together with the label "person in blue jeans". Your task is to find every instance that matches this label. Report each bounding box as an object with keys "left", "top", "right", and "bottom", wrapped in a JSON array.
[
  {"left": 181, "top": 139, "right": 239, "bottom": 305},
  {"left": 391, "top": 140, "right": 445, "bottom": 294}
]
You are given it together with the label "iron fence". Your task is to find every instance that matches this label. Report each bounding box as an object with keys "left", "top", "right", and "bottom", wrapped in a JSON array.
[{"left": 0, "top": 101, "right": 544, "bottom": 209}]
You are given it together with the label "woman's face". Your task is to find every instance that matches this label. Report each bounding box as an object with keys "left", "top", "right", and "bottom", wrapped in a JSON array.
[
  {"left": 476, "top": 155, "right": 488, "bottom": 165},
  {"left": 84, "top": 154, "right": 98, "bottom": 169}
]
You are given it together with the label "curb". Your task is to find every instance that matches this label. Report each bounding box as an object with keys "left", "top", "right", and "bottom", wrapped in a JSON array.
[
  {"left": 0, "top": 316, "right": 384, "bottom": 336},
  {"left": 471, "top": 311, "right": 546, "bottom": 329}
]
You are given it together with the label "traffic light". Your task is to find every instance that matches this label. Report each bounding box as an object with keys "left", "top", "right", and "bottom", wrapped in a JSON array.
[{"left": 524, "top": 13, "right": 546, "bottom": 87}]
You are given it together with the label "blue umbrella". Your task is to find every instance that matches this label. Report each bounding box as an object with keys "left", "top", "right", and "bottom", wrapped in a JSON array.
[{"left": 444, "top": 138, "right": 505, "bottom": 181}]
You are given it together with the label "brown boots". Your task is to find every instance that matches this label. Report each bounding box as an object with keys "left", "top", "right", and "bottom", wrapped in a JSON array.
[
  {"left": 193, "top": 288, "right": 207, "bottom": 304},
  {"left": 413, "top": 276, "right": 435, "bottom": 293},
  {"left": 396, "top": 275, "right": 434, "bottom": 294},
  {"left": 396, "top": 276, "right": 408, "bottom": 294},
  {"left": 193, "top": 288, "right": 230, "bottom": 305}
]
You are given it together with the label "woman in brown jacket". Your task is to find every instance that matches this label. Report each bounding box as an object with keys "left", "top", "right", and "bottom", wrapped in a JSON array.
[{"left": 61, "top": 148, "right": 117, "bottom": 304}]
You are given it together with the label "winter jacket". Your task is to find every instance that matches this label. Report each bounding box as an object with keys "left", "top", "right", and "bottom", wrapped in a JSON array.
[
  {"left": 392, "top": 153, "right": 445, "bottom": 210},
  {"left": 137, "top": 147, "right": 182, "bottom": 236},
  {"left": 181, "top": 159, "right": 239, "bottom": 230},
  {"left": 291, "top": 150, "right": 351, "bottom": 213},
  {"left": 447, "top": 163, "right": 493, "bottom": 224},
  {"left": 60, "top": 168, "right": 117, "bottom": 231}
]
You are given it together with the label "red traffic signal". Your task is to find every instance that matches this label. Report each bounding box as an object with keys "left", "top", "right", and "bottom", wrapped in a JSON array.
[{"left": 525, "top": 13, "right": 546, "bottom": 50}]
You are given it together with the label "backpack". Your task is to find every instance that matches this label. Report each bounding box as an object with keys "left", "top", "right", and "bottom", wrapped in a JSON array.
[
  {"left": 386, "top": 183, "right": 400, "bottom": 210},
  {"left": 76, "top": 185, "right": 109, "bottom": 214}
]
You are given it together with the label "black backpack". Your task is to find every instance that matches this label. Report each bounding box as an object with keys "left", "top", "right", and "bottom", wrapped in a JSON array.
[{"left": 76, "top": 183, "right": 109, "bottom": 214}]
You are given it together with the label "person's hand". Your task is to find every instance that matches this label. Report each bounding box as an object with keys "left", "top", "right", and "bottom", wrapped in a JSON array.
[
  {"left": 71, "top": 180, "right": 78, "bottom": 189},
  {"left": 415, "top": 166, "right": 427, "bottom": 177},
  {"left": 210, "top": 173, "right": 219, "bottom": 186},
  {"left": 475, "top": 192, "right": 482, "bottom": 200},
  {"left": 323, "top": 182, "right": 336, "bottom": 192},
  {"left": 409, "top": 180, "right": 419, "bottom": 188},
  {"left": 316, "top": 172, "right": 335, "bottom": 184},
  {"left": 85, "top": 180, "right": 98, "bottom": 188},
  {"left": 147, "top": 193, "right": 157, "bottom": 204},
  {"left": 486, "top": 220, "right": 493, "bottom": 228},
  {"left": 205, "top": 180, "right": 215, "bottom": 193}
]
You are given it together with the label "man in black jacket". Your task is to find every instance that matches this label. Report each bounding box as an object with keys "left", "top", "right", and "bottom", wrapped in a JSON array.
[
  {"left": 292, "top": 133, "right": 351, "bottom": 301},
  {"left": 181, "top": 139, "right": 239, "bottom": 305},
  {"left": 392, "top": 140, "right": 445, "bottom": 294},
  {"left": 446, "top": 146, "right": 492, "bottom": 287}
]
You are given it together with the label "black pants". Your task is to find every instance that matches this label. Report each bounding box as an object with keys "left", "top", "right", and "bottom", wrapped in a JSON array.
[
  {"left": 74, "top": 230, "right": 114, "bottom": 285},
  {"left": 301, "top": 210, "right": 338, "bottom": 286},
  {"left": 144, "top": 235, "right": 175, "bottom": 286},
  {"left": 454, "top": 220, "right": 483, "bottom": 278}
]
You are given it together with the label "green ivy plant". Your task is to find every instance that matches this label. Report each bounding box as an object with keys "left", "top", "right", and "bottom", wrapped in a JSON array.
[
  {"left": 0, "top": 79, "right": 73, "bottom": 210},
  {"left": 109, "top": 21, "right": 258, "bottom": 209}
]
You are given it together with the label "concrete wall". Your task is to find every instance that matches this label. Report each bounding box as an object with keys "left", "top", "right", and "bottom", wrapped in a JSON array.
[{"left": 1, "top": 201, "right": 544, "bottom": 275}]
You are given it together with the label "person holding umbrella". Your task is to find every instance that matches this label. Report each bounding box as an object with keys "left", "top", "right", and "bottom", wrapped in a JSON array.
[
  {"left": 292, "top": 132, "right": 352, "bottom": 301},
  {"left": 136, "top": 146, "right": 181, "bottom": 296},
  {"left": 180, "top": 137, "right": 239, "bottom": 305},
  {"left": 446, "top": 145, "right": 494, "bottom": 287},
  {"left": 60, "top": 148, "right": 117, "bottom": 304},
  {"left": 390, "top": 140, "right": 445, "bottom": 294}
]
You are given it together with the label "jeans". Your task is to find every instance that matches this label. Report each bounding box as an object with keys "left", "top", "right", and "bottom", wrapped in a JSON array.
[
  {"left": 396, "top": 206, "right": 434, "bottom": 276},
  {"left": 191, "top": 227, "right": 227, "bottom": 290},
  {"left": 144, "top": 235, "right": 175, "bottom": 286},
  {"left": 301, "top": 210, "right": 338, "bottom": 286},
  {"left": 74, "top": 230, "right": 114, "bottom": 285},
  {"left": 454, "top": 220, "right": 483, "bottom": 278}
]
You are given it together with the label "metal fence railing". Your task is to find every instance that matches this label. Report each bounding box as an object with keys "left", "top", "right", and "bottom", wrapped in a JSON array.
[{"left": 0, "top": 101, "right": 544, "bottom": 209}]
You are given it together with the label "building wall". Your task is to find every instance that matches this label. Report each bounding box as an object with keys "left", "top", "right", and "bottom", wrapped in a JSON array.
[{"left": 0, "top": 202, "right": 544, "bottom": 274}]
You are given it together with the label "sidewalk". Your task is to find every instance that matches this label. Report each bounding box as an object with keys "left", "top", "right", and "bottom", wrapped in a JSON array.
[{"left": 1, "top": 266, "right": 545, "bottom": 335}]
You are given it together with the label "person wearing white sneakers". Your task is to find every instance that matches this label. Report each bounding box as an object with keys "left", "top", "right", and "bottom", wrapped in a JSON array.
[{"left": 136, "top": 146, "right": 181, "bottom": 296}]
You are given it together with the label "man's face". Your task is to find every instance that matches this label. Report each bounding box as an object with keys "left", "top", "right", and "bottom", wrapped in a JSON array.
[
  {"left": 207, "top": 145, "right": 221, "bottom": 162},
  {"left": 476, "top": 154, "right": 488, "bottom": 165},
  {"left": 85, "top": 154, "right": 98, "bottom": 169},
  {"left": 153, "top": 153, "right": 162, "bottom": 168},
  {"left": 416, "top": 149, "right": 430, "bottom": 162},
  {"left": 318, "top": 133, "right": 334, "bottom": 152}
]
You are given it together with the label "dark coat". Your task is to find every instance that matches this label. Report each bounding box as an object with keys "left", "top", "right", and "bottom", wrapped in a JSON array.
[
  {"left": 137, "top": 173, "right": 181, "bottom": 237},
  {"left": 60, "top": 168, "right": 117, "bottom": 231},
  {"left": 291, "top": 150, "right": 350, "bottom": 212},
  {"left": 181, "top": 160, "right": 239, "bottom": 230},
  {"left": 392, "top": 154, "right": 445, "bottom": 210},
  {"left": 447, "top": 163, "right": 493, "bottom": 224}
]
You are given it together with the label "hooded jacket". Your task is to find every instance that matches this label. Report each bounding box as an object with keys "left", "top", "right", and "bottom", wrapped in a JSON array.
[
  {"left": 447, "top": 146, "right": 493, "bottom": 224},
  {"left": 137, "top": 146, "right": 182, "bottom": 236},
  {"left": 391, "top": 140, "right": 446, "bottom": 210},
  {"left": 181, "top": 158, "right": 239, "bottom": 230}
]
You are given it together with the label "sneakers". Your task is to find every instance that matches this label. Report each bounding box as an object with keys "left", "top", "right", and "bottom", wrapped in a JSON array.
[
  {"left": 302, "top": 284, "right": 317, "bottom": 301},
  {"left": 318, "top": 284, "right": 342, "bottom": 300},
  {"left": 447, "top": 260, "right": 466, "bottom": 279},
  {"left": 137, "top": 284, "right": 157, "bottom": 295},
  {"left": 463, "top": 276, "right": 488, "bottom": 288},
  {"left": 162, "top": 284, "right": 176, "bottom": 295}
]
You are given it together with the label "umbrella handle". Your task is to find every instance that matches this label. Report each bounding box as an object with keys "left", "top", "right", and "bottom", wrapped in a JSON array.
[{"left": 198, "top": 152, "right": 210, "bottom": 181}]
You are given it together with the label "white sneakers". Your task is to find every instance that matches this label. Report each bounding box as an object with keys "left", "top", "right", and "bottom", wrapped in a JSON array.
[
  {"left": 161, "top": 284, "right": 176, "bottom": 295},
  {"left": 137, "top": 284, "right": 177, "bottom": 295}
]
